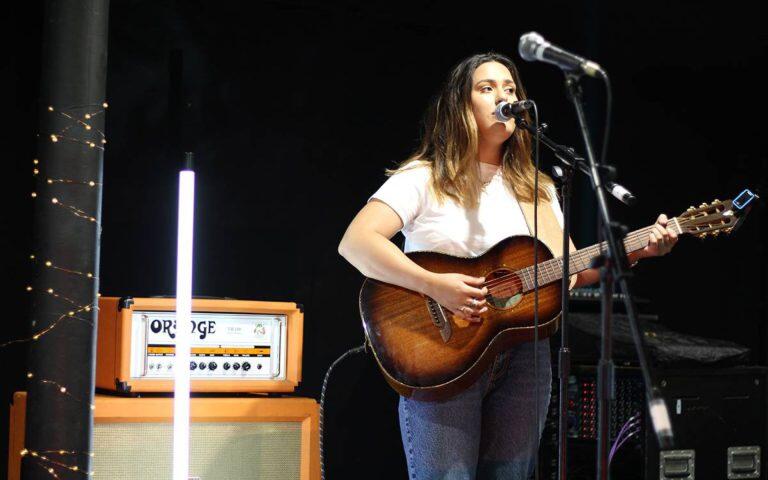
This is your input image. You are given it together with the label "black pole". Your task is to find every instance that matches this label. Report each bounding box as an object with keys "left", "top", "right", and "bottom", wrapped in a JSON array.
[
  {"left": 563, "top": 72, "right": 674, "bottom": 480},
  {"left": 595, "top": 261, "right": 614, "bottom": 480},
  {"left": 556, "top": 163, "right": 574, "bottom": 480},
  {"left": 564, "top": 73, "right": 616, "bottom": 480},
  {"left": 23, "top": 1, "right": 109, "bottom": 479}
]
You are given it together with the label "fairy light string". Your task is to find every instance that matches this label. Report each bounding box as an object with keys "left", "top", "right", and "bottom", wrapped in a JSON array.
[
  {"left": 12, "top": 102, "right": 108, "bottom": 479},
  {"left": 21, "top": 448, "right": 95, "bottom": 477},
  {"left": 47, "top": 103, "right": 108, "bottom": 150}
]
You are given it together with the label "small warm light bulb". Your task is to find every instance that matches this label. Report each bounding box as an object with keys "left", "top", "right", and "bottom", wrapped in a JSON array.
[
  {"left": 101, "top": 139, "right": 107, "bottom": 144},
  {"left": 90, "top": 405, "right": 95, "bottom": 411},
  {"left": 33, "top": 168, "right": 39, "bottom": 175},
  {"left": 32, "top": 335, "right": 40, "bottom": 340},
  {"left": 59, "top": 450, "right": 65, "bottom": 455},
  {"left": 51, "top": 198, "right": 58, "bottom": 204},
  {"left": 84, "top": 113, "right": 91, "bottom": 119},
  {"left": 20, "top": 449, "right": 28, "bottom": 456},
  {"left": 85, "top": 125, "right": 92, "bottom": 130},
  {"left": 84, "top": 306, "right": 91, "bottom": 311},
  {"left": 72, "top": 466, "right": 79, "bottom": 471},
  {"left": 87, "top": 273, "right": 93, "bottom": 278},
  {"left": 88, "top": 142, "right": 95, "bottom": 148},
  {"left": 102, "top": 102, "right": 109, "bottom": 108},
  {"left": 26, "top": 286, "right": 33, "bottom": 291},
  {"left": 59, "top": 387, "right": 67, "bottom": 393},
  {"left": 33, "top": 159, "right": 39, "bottom": 164},
  {"left": 50, "top": 134, "right": 58, "bottom": 142},
  {"left": 88, "top": 181, "right": 95, "bottom": 187},
  {"left": 45, "top": 261, "right": 52, "bottom": 267},
  {"left": 48, "top": 106, "right": 54, "bottom": 111},
  {"left": 31, "top": 192, "right": 37, "bottom": 198},
  {"left": 47, "top": 179, "right": 53, "bottom": 184},
  {"left": 48, "top": 467, "right": 54, "bottom": 474},
  {"left": 27, "top": 372, "right": 33, "bottom": 378},
  {"left": 30, "top": 254, "right": 35, "bottom": 259},
  {"left": 68, "top": 311, "right": 74, "bottom": 316},
  {"left": 47, "top": 288, "right": 54, "bottom": 293}
]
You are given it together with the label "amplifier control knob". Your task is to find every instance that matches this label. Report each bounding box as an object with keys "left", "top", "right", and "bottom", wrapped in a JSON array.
[
  {"left": 223, "top": 362, "right": 231, "bottom": 370},
  {"left": 256, "top": 364, "right": 262, "bottom": 370},
  {"left": 233, "top": 363, "right": 241, "bottom": 370},
  {"left": 242, "top": 362, "right": 251, "bottom": 371},
  {"left": 190, "top": 361, "right": 197, "bottom": 371},
  {"left": 167, "top": 363, "right": 173, "bottom": 370},
  {"left": 208, "top": 362, "right": 217, "bottom": 371},
  {"left": 199, "top": 362, "right": 207, "bottom": 370},
  {"left": 149, "top": 363, "right": 155, "bottom": 370}
]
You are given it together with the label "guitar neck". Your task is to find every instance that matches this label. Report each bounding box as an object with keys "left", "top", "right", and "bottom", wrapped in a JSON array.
[{"left": 517, "top": 217, "right": 684, "bottom": 292}]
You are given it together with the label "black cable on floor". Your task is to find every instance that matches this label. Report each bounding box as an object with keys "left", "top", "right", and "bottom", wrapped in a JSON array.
[{"left": 319, "top": 340, "right": 368, "bottom": 480}]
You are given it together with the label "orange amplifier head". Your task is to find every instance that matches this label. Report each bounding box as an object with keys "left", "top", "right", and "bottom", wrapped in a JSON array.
[{"left": 96, "top": 297, "right": 303, "bottom": 393}]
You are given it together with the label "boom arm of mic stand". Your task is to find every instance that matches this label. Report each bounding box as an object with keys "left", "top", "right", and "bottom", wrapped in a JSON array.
[{"left": 516, "top": 119, "right": 635, "bottom": 206}]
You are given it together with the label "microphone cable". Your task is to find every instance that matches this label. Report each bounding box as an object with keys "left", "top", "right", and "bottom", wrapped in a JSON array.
[
  {"left": 531, "top": 99, "right": 542, "bottom": 480},
  {"left": 597, "top": 70, "right": 612, "bottom": 167}
]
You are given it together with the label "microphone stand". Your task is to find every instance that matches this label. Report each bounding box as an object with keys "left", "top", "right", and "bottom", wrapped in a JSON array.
[
  {"left": 560, "top": 72, "right": 674, "bottom": 480},
  {"left": 515, "top": 118, "right": 613, "bottom": 480}
]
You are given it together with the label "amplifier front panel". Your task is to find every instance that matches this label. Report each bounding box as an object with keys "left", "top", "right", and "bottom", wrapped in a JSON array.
[{"left": 129, "top": 311, "right": 287, "bottom": 381}]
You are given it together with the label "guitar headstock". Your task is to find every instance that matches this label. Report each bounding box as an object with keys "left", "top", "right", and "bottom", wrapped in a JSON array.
[{"left": 675, "top": 189, "right": 758, "bottom": 239}]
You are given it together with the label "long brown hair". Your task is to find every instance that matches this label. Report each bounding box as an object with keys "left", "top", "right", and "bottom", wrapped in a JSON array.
[{"left": 390, "top": 52, "right": 553, "bottom": 208}]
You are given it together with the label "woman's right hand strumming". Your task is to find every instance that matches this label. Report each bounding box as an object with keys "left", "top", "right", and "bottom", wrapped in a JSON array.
[
  {"left": 424, "top": 273, "right": 488, "bottom": 322},
  {"left": 339, "top": 200, "right": 488, "bottom": 322}
]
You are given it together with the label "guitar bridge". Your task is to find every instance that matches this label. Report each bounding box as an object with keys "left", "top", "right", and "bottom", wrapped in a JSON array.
[{"left": 425, "top": 297, "right": 452, "bottom": 343}]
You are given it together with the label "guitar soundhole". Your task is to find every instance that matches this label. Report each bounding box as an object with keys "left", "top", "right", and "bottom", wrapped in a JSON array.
[{"left": 485, "top": 268, "right": 523, "bottom": 310}]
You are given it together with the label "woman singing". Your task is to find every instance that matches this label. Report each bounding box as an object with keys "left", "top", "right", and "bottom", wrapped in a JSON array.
[{"left": 338, "top": 52, "right": 676, "bottom": 480}]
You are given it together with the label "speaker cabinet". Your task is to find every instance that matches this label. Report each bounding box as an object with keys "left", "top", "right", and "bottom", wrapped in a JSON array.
[{"left": 8, "top": 392, "right": 319, "bottom": 480}]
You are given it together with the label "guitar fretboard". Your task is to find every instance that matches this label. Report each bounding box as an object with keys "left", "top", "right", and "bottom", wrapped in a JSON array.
[{"left": 517, "top": 217, "right": 682, "bottom": 292}]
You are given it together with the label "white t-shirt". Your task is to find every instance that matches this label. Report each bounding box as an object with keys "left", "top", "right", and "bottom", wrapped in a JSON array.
[{"left": 370, "top": 161, "right": 564, "bottom": 257}]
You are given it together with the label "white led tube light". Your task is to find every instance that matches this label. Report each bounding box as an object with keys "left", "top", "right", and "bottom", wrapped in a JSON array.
[{"left": 173, "top": 169, "right": 195, "bottom": 480}]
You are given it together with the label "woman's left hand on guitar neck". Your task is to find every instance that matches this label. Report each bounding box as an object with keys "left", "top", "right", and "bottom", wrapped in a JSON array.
[
  {"left": 576, "top": 214, "right": 678, "bottom": 287},
  {"left": 629, "top": 213, "right": 679, "bottom": 263}
]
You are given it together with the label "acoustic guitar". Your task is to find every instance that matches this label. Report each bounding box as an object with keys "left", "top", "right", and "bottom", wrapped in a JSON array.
[{"left": 359, "top": 193, "right": 756, "bottom": 401}]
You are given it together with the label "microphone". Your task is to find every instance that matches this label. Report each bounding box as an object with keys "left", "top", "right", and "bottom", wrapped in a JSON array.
[
  {"left": 494, "top": 100, "right": 533, "bottom": 122},
  {"left": 606, "top": 181, "right": 637, "bottom": 206},
  {"left": 518, "top": 32, "right": 605, "bottom": 78}
]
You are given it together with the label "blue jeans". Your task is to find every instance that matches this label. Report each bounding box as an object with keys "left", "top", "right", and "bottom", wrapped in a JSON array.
[{"left": 398, "top": 339, "right": 552, "bottom": 480}]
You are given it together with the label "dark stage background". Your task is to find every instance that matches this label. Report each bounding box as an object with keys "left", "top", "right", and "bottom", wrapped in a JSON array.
[{"left": 3, "top": 1, "right": 767, "bottom": 478}]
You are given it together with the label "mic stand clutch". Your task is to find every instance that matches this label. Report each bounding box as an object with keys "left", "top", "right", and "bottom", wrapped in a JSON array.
[{"left": 561, "top": 72, "right": 674, "bottom": 480}]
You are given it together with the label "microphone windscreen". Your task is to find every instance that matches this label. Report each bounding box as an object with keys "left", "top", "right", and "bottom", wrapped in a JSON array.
[{"left": 519, "top": 32, "right": 545, "bottom": 62}]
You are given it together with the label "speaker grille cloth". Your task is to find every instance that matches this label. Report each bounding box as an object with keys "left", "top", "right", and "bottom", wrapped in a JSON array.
[{"left": 93, "top": 422, "right": 302, "bottom": 479}]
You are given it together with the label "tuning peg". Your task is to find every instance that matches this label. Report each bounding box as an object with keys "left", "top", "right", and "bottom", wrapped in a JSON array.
[
  {"left": 713, "top": 198, "right": 720, "bottom": 202},
  {"left": 688, "top": 206, "right": 696, "bottom": 211},
  {"left": 699, "top": 203, "right": 708, "bottom": 208}
]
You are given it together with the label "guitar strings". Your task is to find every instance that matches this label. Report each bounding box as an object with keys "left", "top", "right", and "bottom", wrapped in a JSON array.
[
  {"left": 477, "top": 210, "right": 723, "bottom": 298},
  {"left": 481, "top": 224, "right": 656, "bottom": 290},
  {"left": 479, "top": 222, "right": 677, "bottom": 294}
]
